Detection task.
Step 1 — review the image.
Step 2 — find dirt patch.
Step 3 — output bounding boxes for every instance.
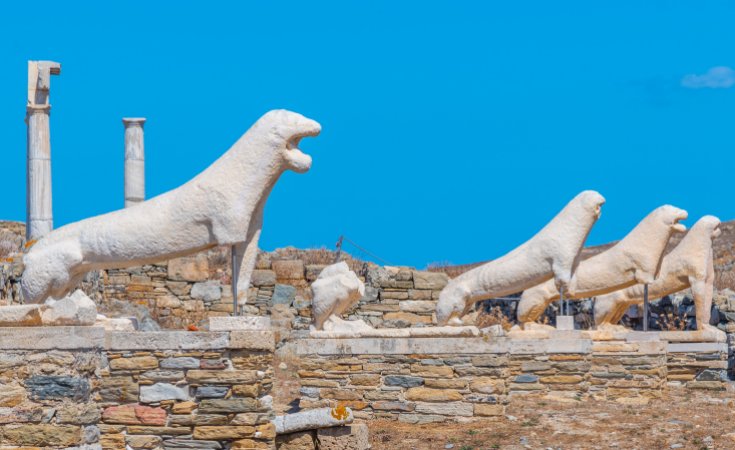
[368,390,735,449]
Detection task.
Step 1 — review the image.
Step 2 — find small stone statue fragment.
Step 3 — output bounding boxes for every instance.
[311,262,369,332]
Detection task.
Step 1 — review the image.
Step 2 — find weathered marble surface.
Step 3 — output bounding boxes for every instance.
[123,117,146,208]
[26,60,61,241]
[517,205,688,325]
[312,262,366,331]
[21,110,321,306]
[436,191,605,325]
[274,407,354,434]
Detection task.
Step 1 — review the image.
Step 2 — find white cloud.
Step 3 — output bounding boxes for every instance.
[681,66,735,89]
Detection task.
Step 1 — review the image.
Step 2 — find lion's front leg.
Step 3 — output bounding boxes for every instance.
[232,205,264,309]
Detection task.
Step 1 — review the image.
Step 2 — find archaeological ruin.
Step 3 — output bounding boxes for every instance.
[1,61,734,450]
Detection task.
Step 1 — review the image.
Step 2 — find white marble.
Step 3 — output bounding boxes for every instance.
[517,205,688,325]
[436,191,605,325]
[26,60,61,240]
[311,262,365,331]
[273,407,354,434]
[595,216,722,337]
[207,315,271,331]
[123,118,146,208]
[21,110,320,304]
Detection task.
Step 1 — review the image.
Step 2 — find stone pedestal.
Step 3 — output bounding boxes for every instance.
[556,315,575,330]
[26,60,61,240]
[123,118,146,207]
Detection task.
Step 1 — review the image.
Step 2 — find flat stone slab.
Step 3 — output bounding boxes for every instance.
[667,342,728,353]
[105,331,230,350]
[0,326,104,350]
[309,326,480,339]
[296,337,591,355]
[208,315,271,331]
[0,305,42,326]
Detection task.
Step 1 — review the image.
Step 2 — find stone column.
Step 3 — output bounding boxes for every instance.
[26,61,61,241]
[122,118,146,207]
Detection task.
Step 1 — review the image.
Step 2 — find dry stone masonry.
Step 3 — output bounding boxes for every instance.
[294,335,728,423]
[0,327,276,449]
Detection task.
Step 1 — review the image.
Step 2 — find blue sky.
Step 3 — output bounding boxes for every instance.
[1,2,733,268]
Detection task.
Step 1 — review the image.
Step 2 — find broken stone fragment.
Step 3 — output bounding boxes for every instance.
[273,406,354,434]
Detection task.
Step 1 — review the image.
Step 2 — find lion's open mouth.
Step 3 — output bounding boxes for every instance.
[285,124,321,173]
[672,211,688,233]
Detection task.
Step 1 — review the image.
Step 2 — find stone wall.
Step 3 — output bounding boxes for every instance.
[0,247,452,332]
[0,327,276,449]
[294,335,727,423]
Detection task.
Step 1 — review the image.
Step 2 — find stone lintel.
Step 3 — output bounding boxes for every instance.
[105,331,230,350]
[667,342,728,354]
[296,337,591,356]
[0,326,104,350]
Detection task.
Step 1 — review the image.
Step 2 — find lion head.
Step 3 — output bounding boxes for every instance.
[257,109,321,174]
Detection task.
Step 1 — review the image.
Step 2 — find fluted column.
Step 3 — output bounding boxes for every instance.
[123,118,146,208]
[26,61,61,241]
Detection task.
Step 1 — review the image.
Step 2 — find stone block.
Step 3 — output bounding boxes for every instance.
[26,376,90,401]
[193,425,256,440]
[277,430,316,450]
[197,386,230,398]
[229,330,276,351]
[273,260,305,280]
[399,300,436,313]
[56,402,101,425]
[1,424,81,447]
[126,434,163,449]
[414,401,473,416]
[110,356,159,371]
[251,269,277,286]
[140,383,191,403]
[198,398,260,413]
[102,404,167,425]
[0,304,42,326]
[191,280,222,301]
[0,382,26,407]
[383,375,424,388]
[317,423,370,450]
[208,316,271,331]
[168,253,209,282]
[160,357,201,369]
[405,387,462,402]
[100,376,139,403]
[0,326,104,350]
[105,331,229,350]
[187,370,260,384]
[412,271,449,290]
[383,312,431,325]
[272,284,297,306]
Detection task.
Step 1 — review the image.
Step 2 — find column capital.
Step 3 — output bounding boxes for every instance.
[122,117,146,127]
[26,104,51,113]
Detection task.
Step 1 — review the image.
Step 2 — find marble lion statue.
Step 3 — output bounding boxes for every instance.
[21,110,321,304]
[436,190,606,326]
[516,205,688,327]
[594,215,721,334]
[311,262,368,332]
